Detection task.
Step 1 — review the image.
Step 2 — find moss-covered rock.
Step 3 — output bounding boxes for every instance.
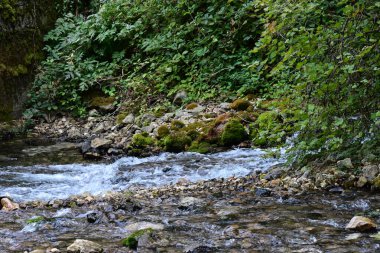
[122,228,153,249]
[185,102,198,110]
[116,112,128,125]
[230,99,251,111]
[171,120,185,130]
[90,96,115,111]
[221,119,248,146]
[189,141,211,154]
[131,132,154,148]
[164,132,192,152]
[157,125,170,139]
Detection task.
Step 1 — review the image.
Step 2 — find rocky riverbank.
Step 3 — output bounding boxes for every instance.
[2,170,380,252]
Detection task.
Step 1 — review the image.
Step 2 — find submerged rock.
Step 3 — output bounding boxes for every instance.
[345,216,377,232]
[67,239,103,253]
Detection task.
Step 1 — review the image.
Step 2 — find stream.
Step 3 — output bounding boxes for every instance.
[0,138,379,252]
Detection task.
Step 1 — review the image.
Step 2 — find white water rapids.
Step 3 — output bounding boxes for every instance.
[0,148,284,202]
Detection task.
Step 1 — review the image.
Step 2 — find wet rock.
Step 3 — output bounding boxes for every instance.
[217,206,240,219]
[90,138,112,149]
[345,233,362,241]
[86,211,103,223]
[362,165,379,181]
[345,216,377,232]
[178,197,203,210]
[67,239,103,253]
[184,245,216,253]
[81,141,91,153]
[337,158,354,169]
[125,221,164,232]
[0,197,19,211]
[255,188,271,197]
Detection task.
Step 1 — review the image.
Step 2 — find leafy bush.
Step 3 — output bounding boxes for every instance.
[252,0,380,162]
[27,0,265,116]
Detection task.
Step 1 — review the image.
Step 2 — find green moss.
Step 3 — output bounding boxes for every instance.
[116,112,128,125]
[164,132,192,152]
[26,216,45,224]
[230,99,251,111]
[221,119,248,146]
[373,176,380,189]
[189,141,211,154]
[157,125,170,139]
[171,120,185,130]
[90,96,115,107]
[185,103,198,110]
[122,228,153,249]
[131,132,154,148]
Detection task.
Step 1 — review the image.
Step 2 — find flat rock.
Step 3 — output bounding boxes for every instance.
[67,239,103,253]
[90,138,112,149]
[125,221,164,232]
[345,216,377,232]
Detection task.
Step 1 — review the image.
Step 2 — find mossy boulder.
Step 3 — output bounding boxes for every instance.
[189,141,211,154]
[121,228,153,249]
[157,125,170,139]
[116,112,128,125]
[185,102,198,110]
[221,119,248,146]
[131,132,154,148]
[164,132,192,152]
[171,120,185,130]
[230,99,251,111]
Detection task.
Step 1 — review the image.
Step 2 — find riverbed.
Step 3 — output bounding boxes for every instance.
[0,138,379,252]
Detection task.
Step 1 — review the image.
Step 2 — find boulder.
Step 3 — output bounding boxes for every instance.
[0,197,19,211]
[122,114,135,124]
[337,158,354,169]
[90,138,112,149]
[345,216,377,232]
[67,239,103,253]
[362,165,379,181]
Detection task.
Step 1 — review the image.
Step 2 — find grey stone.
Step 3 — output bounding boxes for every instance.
[122,114,135,124]
[90,138,112,149]
[337,158,354,169]
[362,165,379,181]
[67,239,103,253]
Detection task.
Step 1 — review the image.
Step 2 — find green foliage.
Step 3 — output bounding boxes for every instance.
[221,119,247,146]
[164,133,192,152]
[27,0,265,116]
[252,0,380,162]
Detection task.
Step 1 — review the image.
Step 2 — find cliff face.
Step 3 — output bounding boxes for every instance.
[0,0,58,121]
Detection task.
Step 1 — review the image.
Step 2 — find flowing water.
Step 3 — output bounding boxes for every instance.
[0,138,379,252]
